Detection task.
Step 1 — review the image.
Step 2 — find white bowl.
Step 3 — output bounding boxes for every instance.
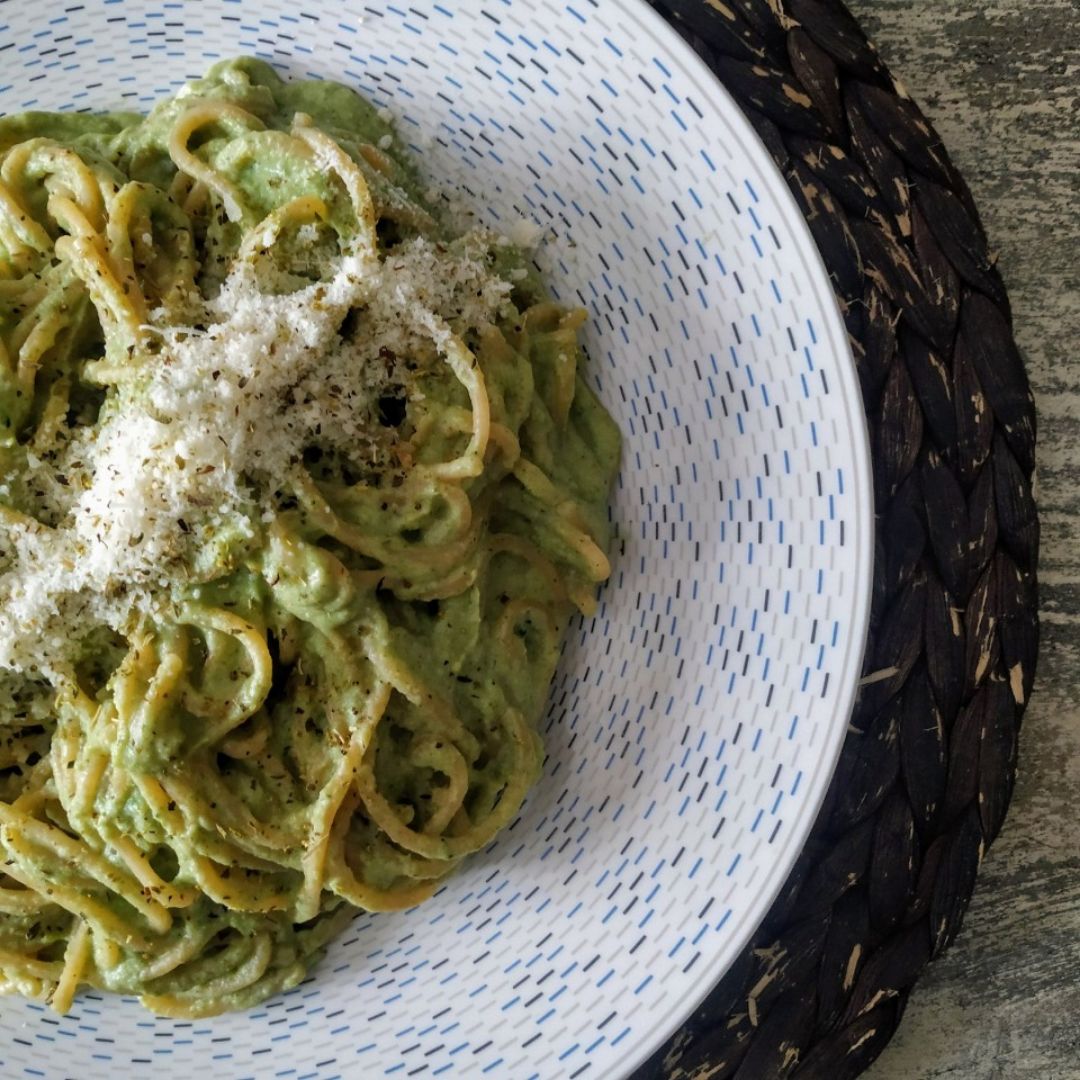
[0,2,873,1077]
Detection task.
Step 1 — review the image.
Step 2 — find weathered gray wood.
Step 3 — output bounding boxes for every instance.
[844,1,1080,1077]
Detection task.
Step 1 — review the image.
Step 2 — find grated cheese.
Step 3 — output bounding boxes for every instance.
[506,216,544,250]
[0,230,513,676]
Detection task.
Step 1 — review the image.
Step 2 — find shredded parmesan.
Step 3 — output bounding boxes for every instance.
[0,231,512,676]
[506,216,544,250]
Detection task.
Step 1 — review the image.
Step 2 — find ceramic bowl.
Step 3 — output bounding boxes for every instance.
[0,2,872,1076]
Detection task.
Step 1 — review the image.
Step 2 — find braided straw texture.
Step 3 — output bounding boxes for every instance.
[641,2,1040,1077]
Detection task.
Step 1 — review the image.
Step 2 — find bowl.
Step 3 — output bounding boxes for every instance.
[0,1,873,1076]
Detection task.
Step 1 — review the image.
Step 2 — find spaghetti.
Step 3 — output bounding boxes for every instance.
[0,58,620,1017]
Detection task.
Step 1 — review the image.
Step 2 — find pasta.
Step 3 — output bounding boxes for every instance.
[0,58,620,1016]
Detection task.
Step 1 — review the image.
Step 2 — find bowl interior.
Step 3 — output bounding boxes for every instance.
[0,2,872,1077]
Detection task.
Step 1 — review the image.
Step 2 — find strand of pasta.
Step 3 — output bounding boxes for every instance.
[167,101,266,222]
[0,179,53,256]
[295,670,391,922]
[291,119,377,260]
[54,231,148,363]
[50,919,90,1014]
[176,605,273,748]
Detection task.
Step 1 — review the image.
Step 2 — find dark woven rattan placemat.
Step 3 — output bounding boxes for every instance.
[637,2,1040,1077]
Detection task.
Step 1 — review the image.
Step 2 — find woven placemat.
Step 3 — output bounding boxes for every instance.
[637,2,1040,1077]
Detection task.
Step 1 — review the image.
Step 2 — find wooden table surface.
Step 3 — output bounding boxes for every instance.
[835,2,1080,1078]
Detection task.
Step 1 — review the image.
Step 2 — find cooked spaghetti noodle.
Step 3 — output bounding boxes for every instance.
[0,58,619,1017]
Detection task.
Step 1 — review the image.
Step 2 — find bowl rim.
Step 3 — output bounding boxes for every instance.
[609,2,874,1075]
